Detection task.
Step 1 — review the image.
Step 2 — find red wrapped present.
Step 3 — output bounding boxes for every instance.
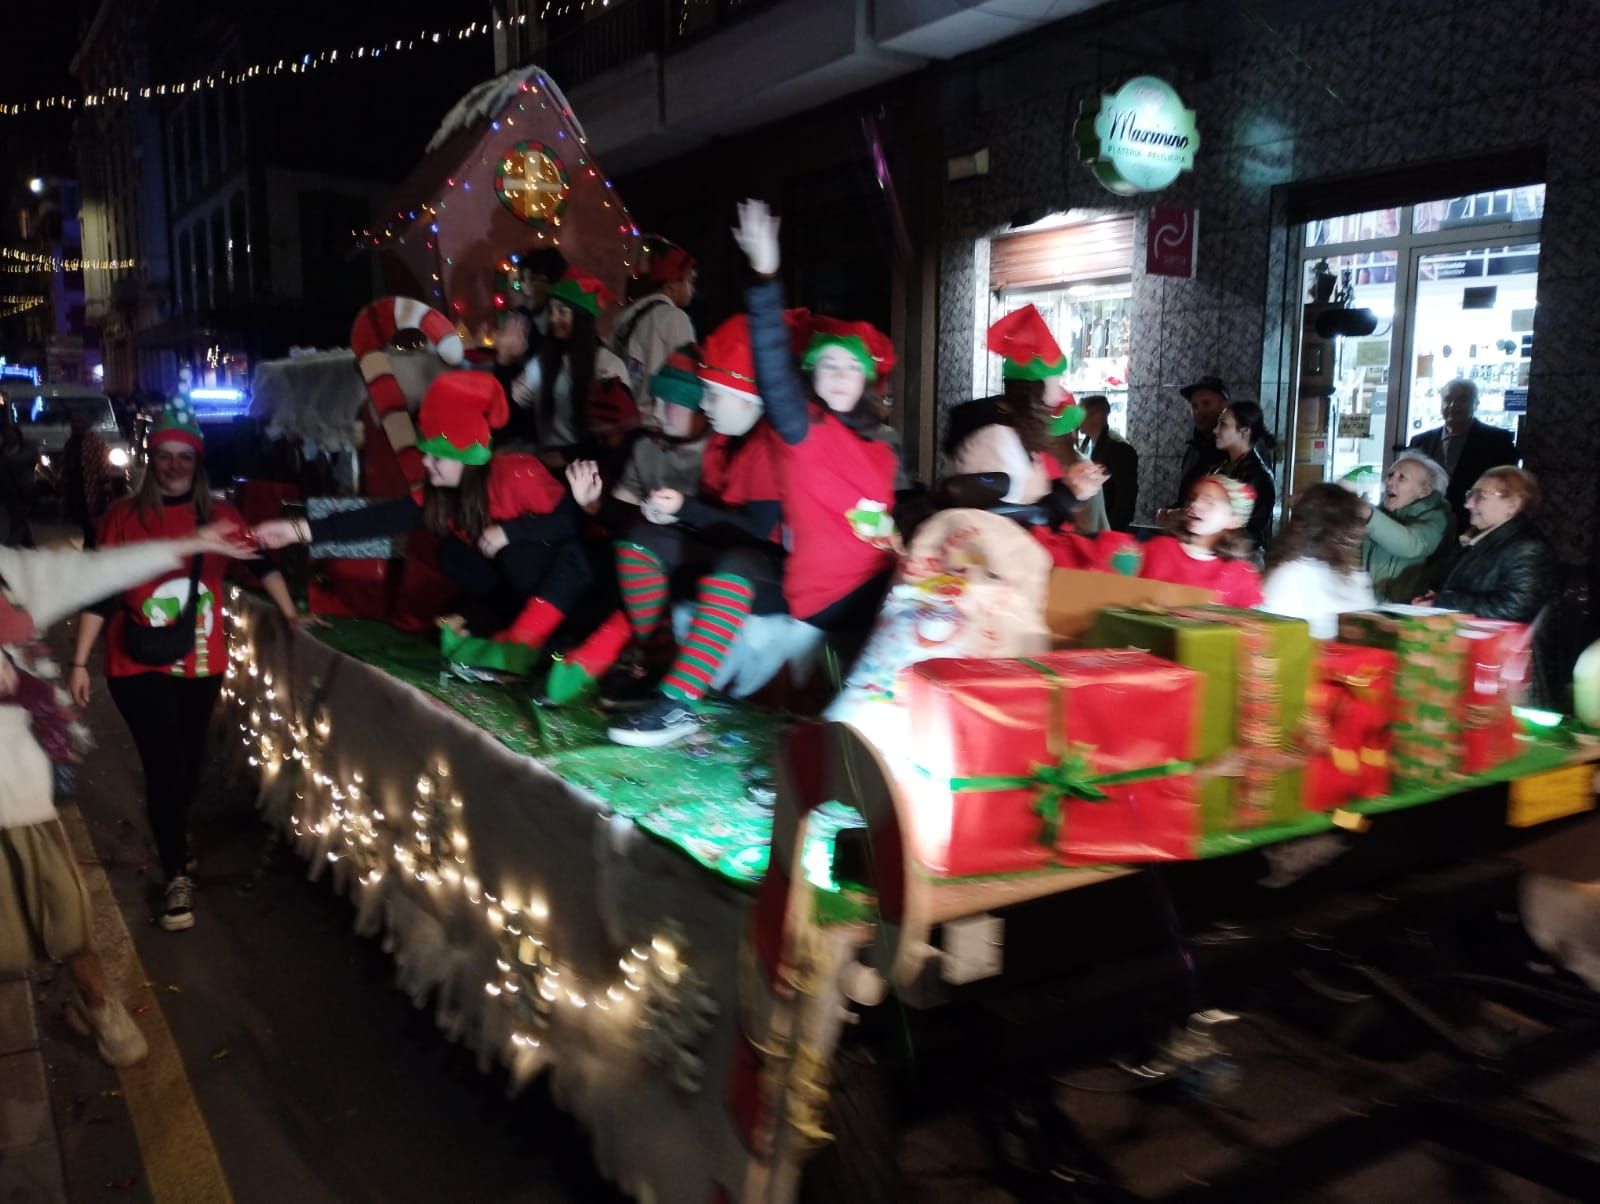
[308,530,459,633]
[1459,619,1532,773]
[904,650,1200,874]
[1303,642,1396,811]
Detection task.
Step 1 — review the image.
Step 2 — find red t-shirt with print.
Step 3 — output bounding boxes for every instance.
[1136,534,1263,607]
[97,496,250,679]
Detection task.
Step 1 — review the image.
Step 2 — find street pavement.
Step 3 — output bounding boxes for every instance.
[3,610,628,1203]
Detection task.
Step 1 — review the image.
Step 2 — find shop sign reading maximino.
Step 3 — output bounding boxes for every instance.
[1075,76,1199,196]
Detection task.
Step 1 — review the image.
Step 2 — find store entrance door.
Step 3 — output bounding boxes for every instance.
[1390,239,1538,455]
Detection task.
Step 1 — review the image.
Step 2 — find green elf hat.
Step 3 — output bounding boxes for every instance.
[548,267,617,321]
[1048,389,1087,436]
[801,316,896,382]
[416,371,510,465]
[987,304,1068,381]
[649,343,704,411]
[150,398,204,452]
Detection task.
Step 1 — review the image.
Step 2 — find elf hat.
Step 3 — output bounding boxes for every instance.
[697,316,761,398]
[801,316,896,382]
[650,343,704,411]
[417,371,510,466]
[646,243,696,286]
[1196,474,1256,524]
[149,399,204,452]
[587,376,639,432]
[1047,390,1086,437]
[987,304,1067,381]
[548,268,617,320]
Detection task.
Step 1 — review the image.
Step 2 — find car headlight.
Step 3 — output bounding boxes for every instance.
[108,447,130,468]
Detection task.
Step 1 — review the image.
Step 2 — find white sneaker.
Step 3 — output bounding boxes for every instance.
[161,875,196,931]
[67,992,149,1068]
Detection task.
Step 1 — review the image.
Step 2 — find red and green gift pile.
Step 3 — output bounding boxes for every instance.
[1086,606,1313,847]
[1303,642,1397,810]
[905,650,1201,875]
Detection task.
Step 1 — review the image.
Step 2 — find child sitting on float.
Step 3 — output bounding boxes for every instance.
[1046,474,1264,608]
[944,302,1109,527]
[541,323,789,723]
[254,372,591,668]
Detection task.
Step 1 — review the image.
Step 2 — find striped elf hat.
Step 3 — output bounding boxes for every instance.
[149,399,204,452]
[1198,474,1257,524]
[987,304,1067,381]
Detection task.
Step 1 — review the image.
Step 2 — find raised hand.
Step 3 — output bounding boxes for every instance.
[190,521,264,559]
[1062,461,1108,501]
[497,312,531,363]
[733,199,781,276]
[565,459,604,512]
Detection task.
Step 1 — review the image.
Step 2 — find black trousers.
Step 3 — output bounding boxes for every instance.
[625,523,788,616]
[107,672,225,881]
[436,535,593,636]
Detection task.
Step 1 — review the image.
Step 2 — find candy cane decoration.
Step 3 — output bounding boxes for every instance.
[350,297,465,488]
[733,720,924,1198]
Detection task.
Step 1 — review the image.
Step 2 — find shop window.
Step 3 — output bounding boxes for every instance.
[1287,185,1541,501]
[979,214,1135,433]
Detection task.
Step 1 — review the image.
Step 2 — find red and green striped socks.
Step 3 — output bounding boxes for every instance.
[617,542,670,640]
[661,574,755,703]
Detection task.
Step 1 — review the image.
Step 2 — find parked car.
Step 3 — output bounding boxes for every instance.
[0,384,135,498]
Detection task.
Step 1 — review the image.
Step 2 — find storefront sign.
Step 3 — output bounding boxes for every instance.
[1146,205,1198,278]
[1075,76,1199,196]
[1336,412,1373,439]
[1503,387,1528,413]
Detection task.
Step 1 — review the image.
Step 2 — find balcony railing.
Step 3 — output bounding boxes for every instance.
[542,0,784,91]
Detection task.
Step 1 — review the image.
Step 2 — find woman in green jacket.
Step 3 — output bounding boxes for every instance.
[1360,452,1455,602]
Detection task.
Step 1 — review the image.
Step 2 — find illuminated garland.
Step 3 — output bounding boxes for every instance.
[0,298,44,318]
[0,3,629,119]
[0,247,136,272]
[221,595,714,1081]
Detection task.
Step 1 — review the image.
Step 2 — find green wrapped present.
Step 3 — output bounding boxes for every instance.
[437,624,539,677]
[1086,606,1312,837]
[1336,608,1464,788]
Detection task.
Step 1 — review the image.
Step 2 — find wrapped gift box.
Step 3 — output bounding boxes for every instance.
[1459,619,1532,774]
[1086,606,1312,836]
[904,651,1199,874]
[1304,642,1397,811]
[1337,608,1465,788]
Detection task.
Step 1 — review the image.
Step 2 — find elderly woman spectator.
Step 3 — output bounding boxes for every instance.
[1261,482,1376,637]
[1360,452,1455,602]
[1425,466,1557,623]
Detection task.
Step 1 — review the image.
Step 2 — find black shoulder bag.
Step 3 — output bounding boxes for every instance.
[123,555,205,667]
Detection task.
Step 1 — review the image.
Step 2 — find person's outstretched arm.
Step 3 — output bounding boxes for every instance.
[734,200,809,447]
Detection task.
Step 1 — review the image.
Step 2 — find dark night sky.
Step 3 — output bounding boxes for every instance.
[1,0,92,180]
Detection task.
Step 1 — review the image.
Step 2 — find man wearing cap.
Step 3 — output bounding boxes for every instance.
[1174,375,1230,507]
[611,241,697,414]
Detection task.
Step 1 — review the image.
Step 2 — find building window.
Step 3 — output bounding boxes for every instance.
[978,213,1136,432]
[1288,185,1543,499]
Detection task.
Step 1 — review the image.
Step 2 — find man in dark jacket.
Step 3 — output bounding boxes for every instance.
[1172,375,1228,508]
[1077,393,1138,530]
[1409,378,1518,528]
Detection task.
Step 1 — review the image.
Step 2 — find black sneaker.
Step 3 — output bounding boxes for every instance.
[607,695,699,748]
[597,647,665,711]
[160,875,196,931]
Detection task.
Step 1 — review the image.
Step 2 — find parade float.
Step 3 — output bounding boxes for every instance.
[221,65,1600,1204]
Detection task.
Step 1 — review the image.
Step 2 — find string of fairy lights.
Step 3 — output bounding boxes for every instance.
[0,247,136,273]
[0,2,702,119]
[0,297,44,318]
[220,593,716,1087]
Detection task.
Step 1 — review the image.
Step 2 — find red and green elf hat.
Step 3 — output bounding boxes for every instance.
[697,316,761,397]
[417,371,510,465]
[801,316,896,382]
[1197,474,1257,524]
[149,398,204,452]
[548,267,617,320]
[651,343,704,411]
[987,304,1068,381]
[646,242,696,286]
